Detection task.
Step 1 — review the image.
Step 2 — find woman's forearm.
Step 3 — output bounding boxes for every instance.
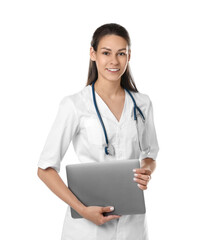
[37,167,86,215]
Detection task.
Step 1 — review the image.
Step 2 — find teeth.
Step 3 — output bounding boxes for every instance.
[107,68,119,72]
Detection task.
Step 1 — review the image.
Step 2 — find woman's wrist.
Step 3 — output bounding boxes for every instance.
[74,203,87,216]
[141,158,156,174]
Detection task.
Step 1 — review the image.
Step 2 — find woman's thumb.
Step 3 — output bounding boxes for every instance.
[102,206,115,213]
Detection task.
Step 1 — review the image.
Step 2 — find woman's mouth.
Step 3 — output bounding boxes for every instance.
[106,68,120,73]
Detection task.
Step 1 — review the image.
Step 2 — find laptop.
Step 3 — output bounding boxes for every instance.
[66,159,146,218]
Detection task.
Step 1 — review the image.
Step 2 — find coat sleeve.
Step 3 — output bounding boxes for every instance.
[139,99,159,161]
[37,96,79,173]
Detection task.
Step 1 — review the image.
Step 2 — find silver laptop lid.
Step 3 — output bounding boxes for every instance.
[66,159,146,218]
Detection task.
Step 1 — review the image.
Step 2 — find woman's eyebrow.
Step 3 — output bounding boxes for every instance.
[100,47,127,51]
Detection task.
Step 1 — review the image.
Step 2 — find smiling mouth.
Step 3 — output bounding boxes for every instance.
[106,68,120,73]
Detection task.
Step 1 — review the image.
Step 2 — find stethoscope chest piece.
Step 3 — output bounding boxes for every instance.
[105,144,115,156]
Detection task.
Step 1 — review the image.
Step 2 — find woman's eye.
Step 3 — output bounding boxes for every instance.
[102,52,126,56]
[102,52,110,55]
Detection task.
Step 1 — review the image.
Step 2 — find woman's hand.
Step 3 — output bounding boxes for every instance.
[80,206,121,226]
[133,168,152,190]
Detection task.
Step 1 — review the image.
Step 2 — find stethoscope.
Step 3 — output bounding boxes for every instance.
[92,80,145,156]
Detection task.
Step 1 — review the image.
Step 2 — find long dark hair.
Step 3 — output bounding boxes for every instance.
[86,23,138,92]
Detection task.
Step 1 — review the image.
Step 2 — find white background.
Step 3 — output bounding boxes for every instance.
[0,0,215,239]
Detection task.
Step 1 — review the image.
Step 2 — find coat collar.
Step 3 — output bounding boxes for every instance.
[84,84,134,125]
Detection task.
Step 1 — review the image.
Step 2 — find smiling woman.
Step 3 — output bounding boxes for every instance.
[87,23,138,92]
[37,23,159,240]
[90,34,131,86]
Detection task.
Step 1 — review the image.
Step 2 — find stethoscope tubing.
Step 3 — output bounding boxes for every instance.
[92,81,109,146]
[124,88,145,121]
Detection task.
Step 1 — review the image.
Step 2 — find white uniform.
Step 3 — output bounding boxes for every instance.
[38,84,159,240]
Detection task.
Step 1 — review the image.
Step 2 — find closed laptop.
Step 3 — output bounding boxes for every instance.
[66,159,146,218]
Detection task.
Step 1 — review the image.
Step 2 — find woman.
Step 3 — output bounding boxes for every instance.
[37,23,159,240]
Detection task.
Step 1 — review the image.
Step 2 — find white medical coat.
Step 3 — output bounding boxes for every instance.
[38,84,159,240]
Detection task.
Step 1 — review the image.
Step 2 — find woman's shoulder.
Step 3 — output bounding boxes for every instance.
[131,90,151,106]
[58,85,91,109]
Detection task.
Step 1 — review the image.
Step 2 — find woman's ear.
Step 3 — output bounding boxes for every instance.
[90,47,96,61]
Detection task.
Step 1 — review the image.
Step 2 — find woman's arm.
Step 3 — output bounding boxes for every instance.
[37,167,121,225]
[37,167,85,214]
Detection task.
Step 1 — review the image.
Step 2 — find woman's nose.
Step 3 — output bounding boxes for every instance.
[110,55,119,65]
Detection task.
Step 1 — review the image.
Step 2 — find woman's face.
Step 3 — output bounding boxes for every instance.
[90,34,131,83]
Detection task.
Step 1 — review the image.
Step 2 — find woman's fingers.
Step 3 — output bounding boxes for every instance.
[101,206,115,213]
[83,206,121,226]
[133,177,148,186]
[103,214,121,223]
[134,173,150,181]
[133,168,152,176]
[101,206,121,224]
[133,168,152,190]
[137,184,148,190]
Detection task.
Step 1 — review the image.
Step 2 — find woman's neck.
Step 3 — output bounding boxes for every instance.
[94,79,124,99]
